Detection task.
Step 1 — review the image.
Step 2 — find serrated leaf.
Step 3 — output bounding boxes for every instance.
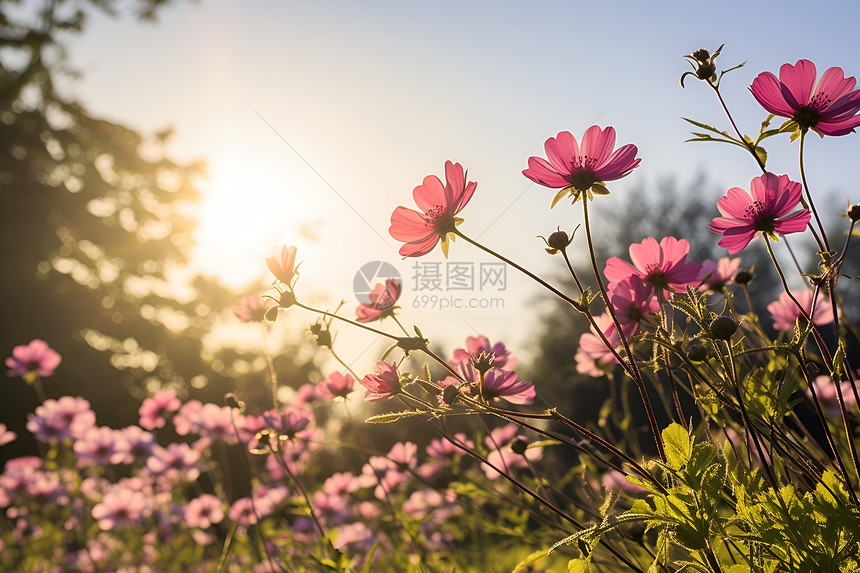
[662,423,692,470]
[365,410,425,424]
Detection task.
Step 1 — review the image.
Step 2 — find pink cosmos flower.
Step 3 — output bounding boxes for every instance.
[575,313,622,378]
[699,256,742,292]
[480,369,535,405]
[389,161,477,258]
[708,173,811,255]
[138,388,182,430]
[355,279,402,323]
[608,276,659,337]
[360,361,401,401]
[808,375,858,416]
[605,236,702,295]
[5,339,61,380]
[233,295,276,323]
[184,494,225,529]
[602,469,647,494]
[26,396,95,442]
[266,244,299,285]
[523,126,641,204]
[482,424,542,480]
[73,426,131,467]
[767,289,834,331]
[451,335,517,370]
[262,406,311,438]
[92,486,149,530]
[0,424,16,446]
[317,371,355,400]
[750,59,860,136]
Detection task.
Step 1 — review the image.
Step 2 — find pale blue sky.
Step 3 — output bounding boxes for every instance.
[61,0,860,368]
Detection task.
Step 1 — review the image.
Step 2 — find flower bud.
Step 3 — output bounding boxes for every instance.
[848,202,860,222]
[539,227,575,254]
[224,393,242,409]
[686,340,708,362]
[511,437,528,456]
[734,270,753,285]
[278,290,297,309]
[710,316,737,340]
[442,384,460,406]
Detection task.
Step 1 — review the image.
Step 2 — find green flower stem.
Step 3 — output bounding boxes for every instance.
[560,249,587,296]
[436,424,647,573]
[294,301,401,341]
[391,314,411,337]
[328,346,360,381]
[259,324,279,409]
[722,338,778,489]
[710,82,766,173]
[798,131,830,253]
[581,196,667,464]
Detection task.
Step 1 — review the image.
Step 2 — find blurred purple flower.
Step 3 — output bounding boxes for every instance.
[5,339,61,381]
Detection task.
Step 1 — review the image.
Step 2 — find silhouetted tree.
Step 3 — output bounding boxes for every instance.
[0,0,318,460]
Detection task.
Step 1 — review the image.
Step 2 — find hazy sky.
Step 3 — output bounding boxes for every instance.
[61,0,860,370]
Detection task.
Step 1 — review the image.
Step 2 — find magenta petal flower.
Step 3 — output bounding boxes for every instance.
[699,256,742,292]
[767,289,834,331]
[523,126,641,204]
[750,59,860,136]
[389,161,477,258]
[360,361,401,401]
[608,276,659,337]
[233,295,276,323]
[605,236,702,295]
[5,339,61,381]
[709,173,811,255]
[480,370,535,405]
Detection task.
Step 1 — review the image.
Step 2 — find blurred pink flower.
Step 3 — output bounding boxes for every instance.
[184,494,225,529]
[356,279,402,323]
[389,161,476,258]
[575,313,622,378]
[5,339,61,381]
[480,369,535,405]
[699,256,742,292]
[767,289,834,331]
[482,424,542,480]
[333,522,375,552]
[139,388,181,430]
[317,371,355,400]
[360,361,401,401]
[26,396,95,442]
[605,236,702,296]
[426,433,473,461]
[73,426,131,467]
[750,59,860,136]
[233,295,276,323]
[92,486,149,530]
[263,406,311,438]
[266,244,298,285]
[523,126,640,202]
[602,469,646,494]
[709,173,810,254]
[0,424,16,446]
[146,442,201,482]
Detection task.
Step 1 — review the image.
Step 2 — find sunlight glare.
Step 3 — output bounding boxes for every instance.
[190,145,320,289]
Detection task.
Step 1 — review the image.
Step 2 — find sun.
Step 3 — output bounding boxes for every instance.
[189,144,320,289]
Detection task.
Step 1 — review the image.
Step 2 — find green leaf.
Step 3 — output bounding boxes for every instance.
[568,557,592,573]
[365,410,425,424]
[754,145,767,167]
[513,549,549,572]
[662,423,692,470]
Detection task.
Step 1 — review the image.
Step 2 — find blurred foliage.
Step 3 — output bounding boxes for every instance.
[0,0,318,459]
